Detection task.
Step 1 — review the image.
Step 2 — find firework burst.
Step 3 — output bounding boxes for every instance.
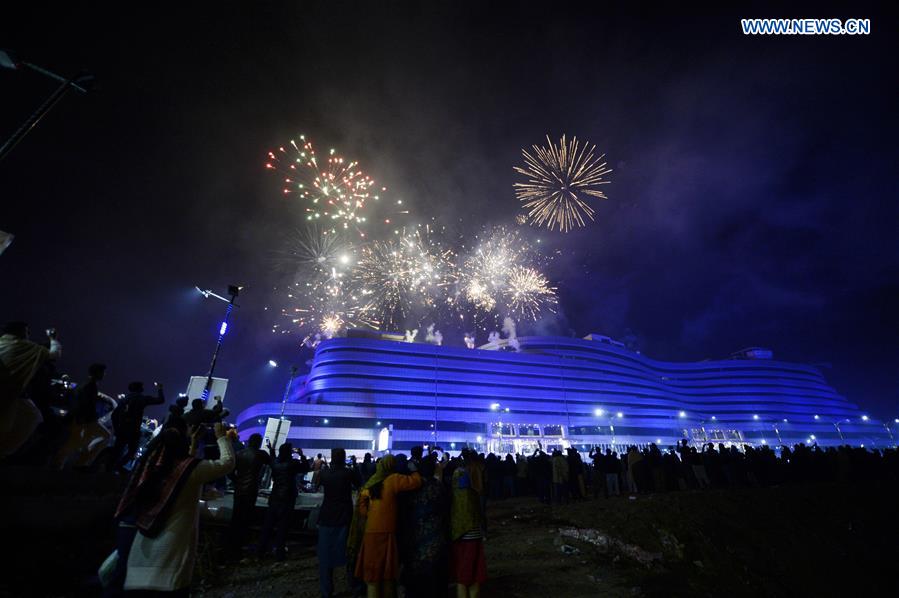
[352,226,458,330]
[271,225,374,339]
[455,225,559,327]
[319,313,345,338]
[460,226,529,314]
[266,135,385,237]
[274,225,353,277]
[513,134,612,232]
[275,275,372,339]
[505,265,558,320]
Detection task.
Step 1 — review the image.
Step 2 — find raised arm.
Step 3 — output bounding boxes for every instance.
[147,383,165,406]
[193,423,236,483]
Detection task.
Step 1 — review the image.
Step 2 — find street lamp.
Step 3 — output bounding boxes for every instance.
[488,403,511,453]
[771,422,783,446]
[272,365,298,450]
[882,423,895,446]
[197,284,242,401]
[833,418,850,442]
[0,49,95,161]
[670,411,688,445]
[755,416,783,446]
[593,409,619,447]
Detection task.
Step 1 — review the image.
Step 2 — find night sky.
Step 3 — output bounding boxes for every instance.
[2,3,897,421]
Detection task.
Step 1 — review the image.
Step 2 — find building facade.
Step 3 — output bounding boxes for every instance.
[236,334,893,455]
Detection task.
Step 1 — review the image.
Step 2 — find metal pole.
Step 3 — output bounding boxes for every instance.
[556,344,571,435]
[433,347,439,447]
[0,77,74,161]
[273,365,298,449]
[201,290,238,401]
[834,422,845,442]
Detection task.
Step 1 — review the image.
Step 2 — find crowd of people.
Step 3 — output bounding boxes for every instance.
[4,319,899,597]
[504,441,899,503]
[0,322,232,472]
[210,436,899,598]
[226,437,487,598]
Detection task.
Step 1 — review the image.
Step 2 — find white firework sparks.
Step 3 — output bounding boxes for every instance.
[514,134,612,232]
[505,265,558,320]
[352,226,458,330]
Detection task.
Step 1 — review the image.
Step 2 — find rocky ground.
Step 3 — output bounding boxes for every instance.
[3,469,897,597]
[193,481,899,597]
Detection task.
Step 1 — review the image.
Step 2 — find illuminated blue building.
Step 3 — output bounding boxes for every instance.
[236,333,892,455]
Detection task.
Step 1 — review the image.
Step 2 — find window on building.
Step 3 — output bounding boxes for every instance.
[543,424,564,436]
[518,424,540,437]
[490,423,513,436]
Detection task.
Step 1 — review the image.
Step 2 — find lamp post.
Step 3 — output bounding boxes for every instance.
[756,417,783,446]
[883,422,896,447]
[832,418,850,443]
[697,419,711,445]
[488,402,511,453]
[273,365,298,450]
[771,422,783,446]
[675,410,688,445]
[196,284,242,401]
[611,412,623,449]
[0,50,95,161]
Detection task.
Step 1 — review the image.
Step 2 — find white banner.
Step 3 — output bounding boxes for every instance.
[184,376,228,409]
[264,417,291,450]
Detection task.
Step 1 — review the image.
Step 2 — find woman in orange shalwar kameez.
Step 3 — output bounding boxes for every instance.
[354,454,422,598]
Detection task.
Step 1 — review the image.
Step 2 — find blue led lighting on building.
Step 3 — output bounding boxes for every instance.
[236,334,891,455]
